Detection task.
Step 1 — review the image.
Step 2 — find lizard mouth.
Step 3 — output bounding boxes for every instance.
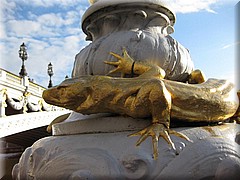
[42,87,62,106]
[42,86,72,107]
[42,84,88,111]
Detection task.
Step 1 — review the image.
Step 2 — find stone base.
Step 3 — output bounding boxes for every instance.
[12,115,240,179]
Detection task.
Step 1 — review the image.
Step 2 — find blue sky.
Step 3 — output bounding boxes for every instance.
[0,0,239,88]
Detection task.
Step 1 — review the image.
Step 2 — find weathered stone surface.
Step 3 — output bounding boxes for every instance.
[12,115,240,179]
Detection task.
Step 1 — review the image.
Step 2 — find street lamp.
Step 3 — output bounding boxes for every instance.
[47,62,54,88]
[18,43,28,77]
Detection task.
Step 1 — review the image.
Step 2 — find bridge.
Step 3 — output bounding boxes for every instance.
[0,68,70,179]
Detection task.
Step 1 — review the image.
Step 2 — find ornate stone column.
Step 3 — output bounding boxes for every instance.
[0,89,7,117]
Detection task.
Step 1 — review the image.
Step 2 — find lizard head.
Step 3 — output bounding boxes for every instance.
[42,77,91,110]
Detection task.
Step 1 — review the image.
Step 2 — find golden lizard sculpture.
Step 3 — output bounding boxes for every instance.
[43,49,239,159]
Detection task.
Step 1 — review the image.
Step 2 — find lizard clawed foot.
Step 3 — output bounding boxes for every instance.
[129,123,191,159]
[104,48,134,77]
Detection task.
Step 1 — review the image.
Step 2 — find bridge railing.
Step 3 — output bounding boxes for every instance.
[0,110,70,138]
[0,68,65,117]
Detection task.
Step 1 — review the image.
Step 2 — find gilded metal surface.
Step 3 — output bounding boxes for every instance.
[233,90,240,123]
[43,49,239,159]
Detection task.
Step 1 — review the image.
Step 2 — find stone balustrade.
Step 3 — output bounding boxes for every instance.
[0,68,64,117]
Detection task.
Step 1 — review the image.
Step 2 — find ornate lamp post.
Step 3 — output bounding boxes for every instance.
[47,62,54,88]
[18,43,28,77]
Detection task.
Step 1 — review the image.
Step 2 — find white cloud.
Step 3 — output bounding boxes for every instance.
[37,12,77,27]
[169,0,218,13]
[0,0,16,38]
[164,0,238,14]
[0,24,6,39]
[18,0,89,8]
[5,10,82,39]
[0,0,16,22]
[221,42,240,50]
[0,0,89,87]
[7,20,41,37]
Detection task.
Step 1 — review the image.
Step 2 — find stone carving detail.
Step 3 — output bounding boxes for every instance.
[73,1,194,82]
[12,117,240,179]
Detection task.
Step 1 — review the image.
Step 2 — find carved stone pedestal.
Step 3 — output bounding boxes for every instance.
[12,115,240,179]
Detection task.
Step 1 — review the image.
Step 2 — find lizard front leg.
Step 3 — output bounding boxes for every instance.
[104,48,165,79]
[130,123,190,159]
[128,80,190,159]
[105,49,190,159]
